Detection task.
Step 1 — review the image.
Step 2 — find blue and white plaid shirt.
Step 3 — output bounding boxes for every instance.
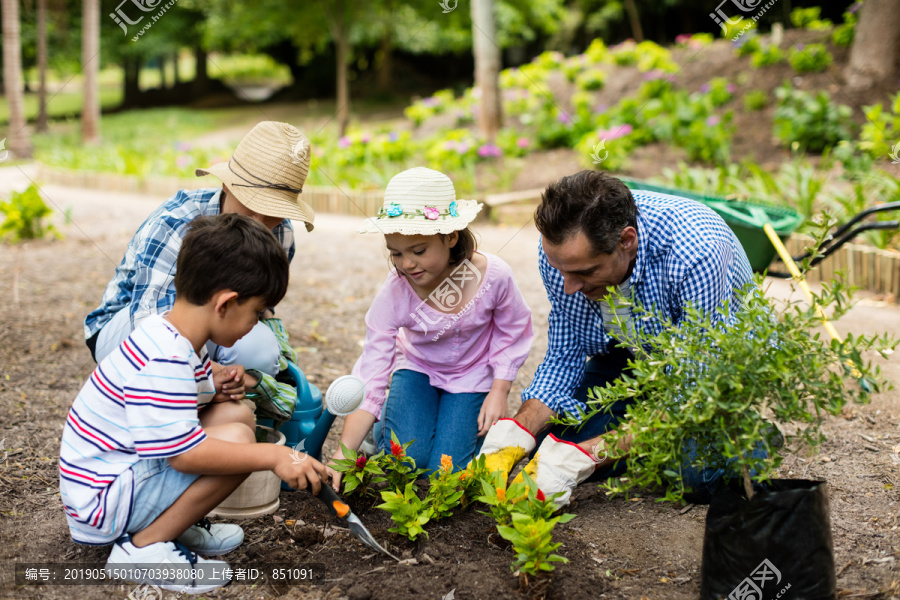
[521,189,753,418]
[84,188,295,340]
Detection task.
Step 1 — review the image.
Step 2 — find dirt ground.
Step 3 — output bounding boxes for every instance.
[0,167,899,600]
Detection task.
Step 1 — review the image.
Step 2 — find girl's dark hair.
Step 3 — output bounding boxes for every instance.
[447,228,477,266]
[176,214,289,307]
[534,170,637,254]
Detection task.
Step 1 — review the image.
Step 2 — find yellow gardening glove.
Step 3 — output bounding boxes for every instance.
[475,418,536,483]
[512,434,600,507]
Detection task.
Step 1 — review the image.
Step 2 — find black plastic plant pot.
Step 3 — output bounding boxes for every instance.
[700,479,836,600]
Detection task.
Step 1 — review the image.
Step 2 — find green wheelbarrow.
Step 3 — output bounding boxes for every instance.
[619,178,900,278]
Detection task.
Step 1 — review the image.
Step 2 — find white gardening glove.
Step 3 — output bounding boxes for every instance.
[474,418,536,483]
[513,434,600,507]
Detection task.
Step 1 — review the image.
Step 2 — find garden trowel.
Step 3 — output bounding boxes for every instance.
[316,484,399,561]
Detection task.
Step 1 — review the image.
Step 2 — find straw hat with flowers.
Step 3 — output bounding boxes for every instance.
[196,121,316,232]
[358,167,482,235]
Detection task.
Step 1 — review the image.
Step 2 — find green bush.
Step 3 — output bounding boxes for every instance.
[566,271,893,503]
[789,43,833,73]
[789,6,833,30]
[0,184,58,242]
[750,45,785,68]
[736,36,761,57]
[832,6,859,47]
[860,92,900,157]
[773,85,853,152]
[575,68,606,91]
[743,89,769,111]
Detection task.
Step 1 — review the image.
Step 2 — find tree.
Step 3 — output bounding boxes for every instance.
[472,0,502,142]
[845,0,900,91]
[2,0,32,158]
[35,0,48,132]
[81,0,100,143]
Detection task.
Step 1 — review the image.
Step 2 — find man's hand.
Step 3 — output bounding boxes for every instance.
[212,365,258,403]
[477,387,509,437]
[475,418,537,483]
[273,446,328,494]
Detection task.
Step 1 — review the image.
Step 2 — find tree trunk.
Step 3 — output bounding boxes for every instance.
[623,0,644,43]
[122,56,142,108]
[192,46,210,96]
[81,0,100,143]
[471,0,502,143]
[36,0,49,132]
[331,0,350,137]
[845,0,900,91]
[376,29,393,94]
[158,57,167,89]
[172,52,180,85]
[2,0,32,158]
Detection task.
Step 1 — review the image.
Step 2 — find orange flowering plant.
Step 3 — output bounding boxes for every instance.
[424,455,465,520]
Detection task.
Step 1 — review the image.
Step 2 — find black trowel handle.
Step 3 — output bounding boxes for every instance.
[316,482,351,520]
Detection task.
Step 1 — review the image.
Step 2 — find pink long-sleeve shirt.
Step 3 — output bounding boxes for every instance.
[352,252,534,419]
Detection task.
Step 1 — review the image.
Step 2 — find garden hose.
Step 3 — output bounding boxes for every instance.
[762,223,872,392]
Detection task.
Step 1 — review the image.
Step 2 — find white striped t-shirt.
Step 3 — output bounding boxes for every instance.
[59,314,214,545]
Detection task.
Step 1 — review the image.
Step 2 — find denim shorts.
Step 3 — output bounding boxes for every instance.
[126,458,201,535]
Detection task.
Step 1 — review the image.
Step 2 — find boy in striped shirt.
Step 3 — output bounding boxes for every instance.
[59,214,327,593]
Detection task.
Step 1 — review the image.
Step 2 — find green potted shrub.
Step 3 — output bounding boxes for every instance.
[573,255,894,597]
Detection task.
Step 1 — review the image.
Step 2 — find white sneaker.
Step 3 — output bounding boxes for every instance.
[105,535,231,594]
[177,518,244,556]
[359,427,378,456]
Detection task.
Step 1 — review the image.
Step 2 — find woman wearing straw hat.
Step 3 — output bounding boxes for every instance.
[328,167,534,485]
[84,121,315,401]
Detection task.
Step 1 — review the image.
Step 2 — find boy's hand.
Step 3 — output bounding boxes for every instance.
[273,447,328,494]
[478,389,509,437]
[212,365,258,402]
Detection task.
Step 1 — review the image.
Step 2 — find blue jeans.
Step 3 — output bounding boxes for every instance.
[540,344,765,503]
[378,369,486,475]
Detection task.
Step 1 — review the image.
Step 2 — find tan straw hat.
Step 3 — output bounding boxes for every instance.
[358,167,482,235]
[196,121,316,232]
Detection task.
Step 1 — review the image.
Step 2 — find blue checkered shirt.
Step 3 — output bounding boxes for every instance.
[84,188,295,339]
[521,189,753,419]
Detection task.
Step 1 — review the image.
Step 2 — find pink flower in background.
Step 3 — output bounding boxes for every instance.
[597,124,633,140]
[176,155,191,169]
[516,137,531,149]
[557,112,574,125]
[477,143,502,158]
[445,141,458,151]
[700,83,711,93]
[388,131,399,142]
[595,103,609,113]
[706,115,721,126]
[675,34,691,45]
[643,70,666,80]
[422,97,440,108]
[338,136,351,149]
[424,206,440,220]
[727,83,737,93]
[175,142,192,152]
[360,133,371,144]
[456,142,471,155]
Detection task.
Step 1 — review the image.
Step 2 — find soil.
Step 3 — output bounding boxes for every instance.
[0,168,898,600]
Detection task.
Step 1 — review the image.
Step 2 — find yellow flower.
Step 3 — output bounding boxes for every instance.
[496,487,506,502]
[440,454,453,473]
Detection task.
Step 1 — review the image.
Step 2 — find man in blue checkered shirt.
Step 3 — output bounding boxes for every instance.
[84,122,315,399]
[477,170,758,506]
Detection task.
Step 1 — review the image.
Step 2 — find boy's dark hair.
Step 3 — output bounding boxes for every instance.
[534,170,637,255]
[176,214,289,307]
[446,227,477,267]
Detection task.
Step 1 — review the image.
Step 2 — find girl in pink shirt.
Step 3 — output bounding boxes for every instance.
[330,167,533,483]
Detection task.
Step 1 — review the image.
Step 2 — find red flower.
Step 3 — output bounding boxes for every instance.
[390,440,404,457]
[536,489,546,502]
[355,455,367,469]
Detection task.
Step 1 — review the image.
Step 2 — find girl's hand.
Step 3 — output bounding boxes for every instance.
[327,447,346,491]
[478,389,509,437]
